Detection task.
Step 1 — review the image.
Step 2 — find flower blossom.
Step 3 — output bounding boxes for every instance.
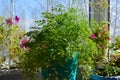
[19,39,28,48]
[15,16,20,23]
[6,18,13,25]
[90,33,96,39]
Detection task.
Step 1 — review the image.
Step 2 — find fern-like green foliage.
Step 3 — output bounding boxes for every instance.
[22,5,99,79]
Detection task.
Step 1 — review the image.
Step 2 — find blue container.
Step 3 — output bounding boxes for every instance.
[42,53,78,80]
[90,74,120,80]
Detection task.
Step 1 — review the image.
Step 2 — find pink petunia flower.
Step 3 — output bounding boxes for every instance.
[15,16,20,23]
[19,44,24,48]
[19,39,28,48]
[90,33,96,39]
[6,18,13,25]
[22,39,27,44]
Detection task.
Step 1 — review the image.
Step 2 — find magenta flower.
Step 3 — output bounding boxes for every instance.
[19,44,24,48]
[22,39,27,44]
[15,16,20,23]
[6,18,13,25]
[19,39,28,48]
[90,33,96,39]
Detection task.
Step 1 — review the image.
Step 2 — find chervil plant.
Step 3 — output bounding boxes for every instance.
[20,5,98,80]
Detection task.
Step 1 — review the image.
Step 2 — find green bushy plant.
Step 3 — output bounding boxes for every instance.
[93,60,120,76]
[20,5,98,80]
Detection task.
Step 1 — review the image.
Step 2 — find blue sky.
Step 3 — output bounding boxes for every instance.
[0,0,119,35]
[0,0,43,17]
[0,0,70,31]
[0,0,47,30]
[0,0,70,18]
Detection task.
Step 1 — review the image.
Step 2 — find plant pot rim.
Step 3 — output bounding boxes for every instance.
[91,74,120,78]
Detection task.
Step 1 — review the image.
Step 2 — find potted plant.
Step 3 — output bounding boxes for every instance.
[90,61,120,80]
[89,21,120,80]
[111,36,120,51]
[110,36,120,61]
[89,21,110,59]
[20,4,98,80]
[0,16,25,68]
[0,16,25,80]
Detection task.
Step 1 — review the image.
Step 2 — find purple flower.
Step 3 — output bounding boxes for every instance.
[15,16,20,23]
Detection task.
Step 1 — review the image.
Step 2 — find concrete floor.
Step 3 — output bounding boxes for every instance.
[0,69,42,80]
[0,68,81,80]
[0,69,24,80]
[0,73,24,80]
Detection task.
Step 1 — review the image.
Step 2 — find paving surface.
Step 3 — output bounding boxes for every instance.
[0,68,81,80]
[0,69,24,80]
[0,73,24,80]
[0,69,42,80]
